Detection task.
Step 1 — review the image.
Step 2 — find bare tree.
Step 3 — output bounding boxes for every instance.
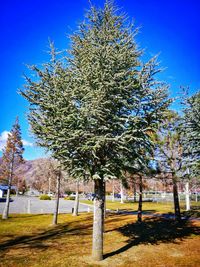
[0,117,24,219]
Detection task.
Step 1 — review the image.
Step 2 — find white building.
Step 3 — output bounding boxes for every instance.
[0,189,3,198]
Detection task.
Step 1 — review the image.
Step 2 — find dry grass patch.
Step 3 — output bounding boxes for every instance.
[82,200,200,215]
[0,210,200,267]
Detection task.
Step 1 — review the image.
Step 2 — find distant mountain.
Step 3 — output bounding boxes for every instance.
[15,158,50,186]
[0,157,93,193]
[1,157,180,194]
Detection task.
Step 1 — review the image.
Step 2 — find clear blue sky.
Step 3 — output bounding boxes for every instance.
[0,0,199,160]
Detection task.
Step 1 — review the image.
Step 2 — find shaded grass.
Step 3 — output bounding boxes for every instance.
[104,217,200,258]
[0,204,200,267]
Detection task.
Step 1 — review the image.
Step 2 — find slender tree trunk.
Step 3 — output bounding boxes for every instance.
[185,181,190,211]
[195,186,198,202]
[103,181,106,220]
[92,178,105,261]
[120,182,124,203]
[2,186,11,219]
[16,179,19,196]
[112,180,115,202]
[137,174,142,223]
[27,199,31,214]
[53,172,61,225]
[133,180,137,202]
[73,180,79,216]
[48,176,51,195]
[2,161,14,220]
[172,177,181,221]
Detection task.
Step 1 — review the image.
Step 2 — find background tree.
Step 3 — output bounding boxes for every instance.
[21,1,170,261]
[0,117,24,219]
[29,158,56,193]
[73,179,80,216]
[182,91,200,177]
[52,163,62,225]
[181,91,200,208]
[155,111,186,221]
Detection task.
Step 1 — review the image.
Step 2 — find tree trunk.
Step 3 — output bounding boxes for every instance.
[112,180,115,202]
[137,174,142,222]
[16,179,19,196]
[120,182,124,203]
[185,181,190,211]
[92,178,104,261]
[2,161,14,220]
[48,176,51,195]
[195,186,198,202]
[27,199,31,214]
[172,177,181,221]
[73,180,79,216]
[2,186,11,219]
[103,181,106,220]
[53,172,61,225]
[133,180,137,202]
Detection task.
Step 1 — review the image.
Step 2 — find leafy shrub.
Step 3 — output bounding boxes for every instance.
[65,190,72,195]
[40,194,51,200]
[64,196,75,200]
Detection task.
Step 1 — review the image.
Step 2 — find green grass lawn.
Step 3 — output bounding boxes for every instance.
[0,202,200,267]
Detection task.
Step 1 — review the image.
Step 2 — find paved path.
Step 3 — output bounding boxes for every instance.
[0,196,93,214]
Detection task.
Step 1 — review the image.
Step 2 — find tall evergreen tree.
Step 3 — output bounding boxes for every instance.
[182,91,200,176]
[21,1,170,261]
[0,117,24,219]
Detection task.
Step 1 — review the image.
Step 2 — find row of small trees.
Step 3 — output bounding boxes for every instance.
[1,1,199,261]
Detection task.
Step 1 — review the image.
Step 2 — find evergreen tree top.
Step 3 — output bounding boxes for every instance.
[21,1,170,180]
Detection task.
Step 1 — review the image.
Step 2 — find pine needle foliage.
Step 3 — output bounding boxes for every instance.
[182,91,200,176]
[21,1,171,261]
[21,1,170,181]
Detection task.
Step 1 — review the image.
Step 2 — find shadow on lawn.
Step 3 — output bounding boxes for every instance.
[104,216,200,259]
[113,209,156,215]
[0,216,93,252]
[182,207,200,219]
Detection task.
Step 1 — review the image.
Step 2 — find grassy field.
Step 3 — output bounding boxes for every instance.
[82,199,200,216]
[0,202,200,267]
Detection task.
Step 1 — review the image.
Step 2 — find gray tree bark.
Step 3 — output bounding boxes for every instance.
[112,180,115,202]
[172,177,181,221]
[195,187,198,202]
[92,178,105,261]
[103,181,106,220]
[133,180,137,202]
[53,172,61,225]
[73,180,79,216]
[120,182,124,203]
[185,181,190,211]
[2,187,11,220]
[137,174,143,222]
[2,160,14,220]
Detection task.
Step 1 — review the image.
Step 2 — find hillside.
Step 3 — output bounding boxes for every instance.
[0,157,93,193]
[1,157,194,195]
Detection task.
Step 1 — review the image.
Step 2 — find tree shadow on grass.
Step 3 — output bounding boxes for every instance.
[104,216,200,259]
[113,209,156,215]
[0,215,93,252]
[182,207,200,219]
